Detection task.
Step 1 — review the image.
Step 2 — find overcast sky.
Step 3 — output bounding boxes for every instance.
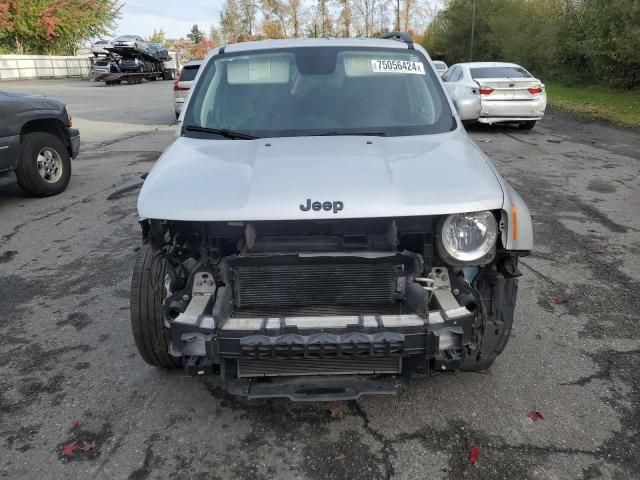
[114,0,223,39]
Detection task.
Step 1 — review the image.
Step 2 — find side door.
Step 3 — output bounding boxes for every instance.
[136,36,148,52]
[442,65,460,99]
[0,97,20,172]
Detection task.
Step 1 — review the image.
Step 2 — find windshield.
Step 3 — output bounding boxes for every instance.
[183,47,454,138]
[470,66,532,79]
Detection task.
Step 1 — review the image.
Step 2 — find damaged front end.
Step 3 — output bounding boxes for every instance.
[134,215,522,401]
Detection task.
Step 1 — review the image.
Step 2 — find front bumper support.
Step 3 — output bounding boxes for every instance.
[225,375,399,401]
[168,269,476,397]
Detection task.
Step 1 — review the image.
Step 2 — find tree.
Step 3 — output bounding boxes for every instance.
[240,0,258,37]
[315,0,334,37]
[209,25,222,45]
[421,0,639,88]
[261,0,289,38]
[286,0,303,38]
[260,18,286,39]
[146,28,167,45]
[220,0,244,41]
[189,39,217,60]
[336,0,352,37]
[353,0,378,37]
[0,0,121,55]
[187,24,205,43]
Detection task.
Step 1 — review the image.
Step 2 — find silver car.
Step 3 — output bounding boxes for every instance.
[130,36,532,401]
[112,35,148,54]
[443,62,546,129]
[433,60,448,76]
[90,39,112,56]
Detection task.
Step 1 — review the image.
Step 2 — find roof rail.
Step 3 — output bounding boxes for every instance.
[379,31,413,46]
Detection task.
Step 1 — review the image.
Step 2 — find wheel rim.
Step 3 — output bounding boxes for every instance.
[36,148,63,183]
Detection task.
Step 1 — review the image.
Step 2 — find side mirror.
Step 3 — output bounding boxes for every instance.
[453,95,481,121]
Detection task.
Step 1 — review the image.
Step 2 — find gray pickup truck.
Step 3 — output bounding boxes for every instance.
[0,91,80,196]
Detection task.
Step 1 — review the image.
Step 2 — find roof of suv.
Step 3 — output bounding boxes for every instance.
[222,37,411,54]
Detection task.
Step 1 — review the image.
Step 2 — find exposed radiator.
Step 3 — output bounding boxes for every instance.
[237,356,401,377]
[233,303,404,318]
[231,258,404,309]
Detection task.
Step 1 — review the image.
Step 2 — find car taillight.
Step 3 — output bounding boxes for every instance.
[528,86,543,94]
[173,78,189,91]
[479,87,494,95]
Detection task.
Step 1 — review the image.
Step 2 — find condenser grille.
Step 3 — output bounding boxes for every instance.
[237,356,401,377]
[232,261,401,308]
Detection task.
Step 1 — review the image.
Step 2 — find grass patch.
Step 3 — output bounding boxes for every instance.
[546,84,640,129]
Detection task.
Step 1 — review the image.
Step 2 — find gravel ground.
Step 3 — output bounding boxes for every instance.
[0,79,639,480]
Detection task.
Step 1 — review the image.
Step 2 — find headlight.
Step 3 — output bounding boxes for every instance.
[438,211,498,264]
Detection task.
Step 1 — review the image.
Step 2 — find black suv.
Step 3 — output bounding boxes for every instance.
[0,91,80,196]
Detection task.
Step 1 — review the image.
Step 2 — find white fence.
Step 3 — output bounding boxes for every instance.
[0,55,92,81]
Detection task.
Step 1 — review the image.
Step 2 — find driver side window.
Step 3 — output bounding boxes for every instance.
[451,67,462,82]
[443,66,458,82]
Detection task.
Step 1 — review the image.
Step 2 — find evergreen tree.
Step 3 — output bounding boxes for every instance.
[187,24,205,43]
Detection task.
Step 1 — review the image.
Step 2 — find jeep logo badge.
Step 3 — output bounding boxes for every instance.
[300,199,344,214]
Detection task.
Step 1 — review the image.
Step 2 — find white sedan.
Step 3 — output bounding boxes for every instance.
[433,60,448,76]
[442,62,546,129]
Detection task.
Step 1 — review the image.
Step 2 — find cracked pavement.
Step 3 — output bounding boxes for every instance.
[0,79,639,479]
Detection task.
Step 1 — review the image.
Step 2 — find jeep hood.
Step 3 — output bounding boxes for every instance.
[138,131,504,221]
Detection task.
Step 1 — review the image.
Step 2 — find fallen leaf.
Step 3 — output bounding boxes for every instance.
[70,420,81,429]
[335,452,347,460]
[61,441,79,457]
[527,411,544,422]
[329,406,346,420]
[468,446,480,465]
[80,440,96,452]
[549,295,568,305]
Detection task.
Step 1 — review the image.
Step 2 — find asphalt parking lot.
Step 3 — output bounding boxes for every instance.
[1,78,639,480]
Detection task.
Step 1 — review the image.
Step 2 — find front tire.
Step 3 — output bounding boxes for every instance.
[15,131,71,197]
[130,244,182,368]
[518,120,536,130]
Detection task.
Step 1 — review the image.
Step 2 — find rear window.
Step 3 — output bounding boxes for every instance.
[470,66,531,79]
[180,65,200,81]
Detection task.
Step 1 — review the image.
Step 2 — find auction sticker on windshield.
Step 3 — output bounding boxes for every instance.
[371,59,425,75]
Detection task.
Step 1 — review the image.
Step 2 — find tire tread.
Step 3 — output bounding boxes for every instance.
[130,244,181,368]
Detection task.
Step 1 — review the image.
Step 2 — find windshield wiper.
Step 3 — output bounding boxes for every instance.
[183,125,258,140]
[309,131,387,137]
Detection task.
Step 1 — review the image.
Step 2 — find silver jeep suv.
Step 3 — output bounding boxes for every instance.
[131,34,533,401]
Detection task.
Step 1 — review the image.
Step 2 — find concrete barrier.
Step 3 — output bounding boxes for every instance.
[0,55,92,80]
